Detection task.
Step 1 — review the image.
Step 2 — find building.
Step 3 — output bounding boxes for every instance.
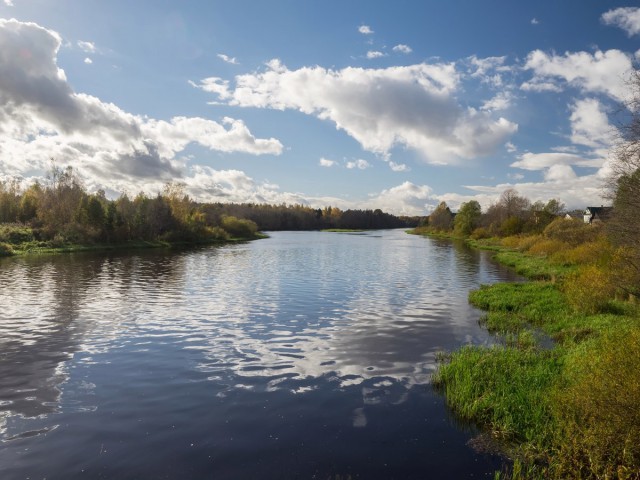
[583,206,613,224]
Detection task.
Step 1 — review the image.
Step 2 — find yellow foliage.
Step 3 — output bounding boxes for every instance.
[553,327,640,479]
[563,265,616,314]
[526,238,568,257]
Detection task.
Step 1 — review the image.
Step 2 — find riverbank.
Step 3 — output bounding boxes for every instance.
[0,234,268,257]
[412,230,640,479]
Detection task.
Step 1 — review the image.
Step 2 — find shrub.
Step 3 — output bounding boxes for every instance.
[470,227,491,239]
[552,327,640,478]
[527,238,568,257]
[563,265,616,314]
[543,218,602,246]
[0,242,14,256]
[220,215,258,238]
[0,224,35,244]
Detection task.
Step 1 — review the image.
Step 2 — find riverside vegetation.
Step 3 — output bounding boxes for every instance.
[414,206,640,479]
[411,72,640,479]
[0,165,417,256]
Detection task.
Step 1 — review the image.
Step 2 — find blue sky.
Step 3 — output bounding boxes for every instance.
[0,1,638,214]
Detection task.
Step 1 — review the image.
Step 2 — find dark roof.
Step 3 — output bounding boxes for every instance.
[585,206,613,221]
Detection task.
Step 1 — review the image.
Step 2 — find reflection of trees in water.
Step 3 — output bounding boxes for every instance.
[0,250,188,439]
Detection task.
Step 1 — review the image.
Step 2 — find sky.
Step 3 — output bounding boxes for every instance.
[0,1,639,215]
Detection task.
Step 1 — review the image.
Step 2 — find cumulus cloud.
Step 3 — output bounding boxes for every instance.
[0,19,282,190]
[358,25,374,35]
[195,59,517,164]
[366,182,435,215]
[522,49,634,101]
[602,7,640,36]
[217,53,239,65]
[84,57,92,64]
[392,44,412,54]
[366,50,385,59]
[319,157,337,167]
[346,159,371,170]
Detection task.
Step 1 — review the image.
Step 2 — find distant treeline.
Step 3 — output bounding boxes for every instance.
[0,166,419,249]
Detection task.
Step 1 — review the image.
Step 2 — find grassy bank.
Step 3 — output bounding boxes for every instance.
[426,232,640,479]
[0,231,267,257]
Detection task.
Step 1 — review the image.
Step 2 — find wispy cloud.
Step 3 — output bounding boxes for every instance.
[531,18,539,25]
[3,0,14,6]
[77,40,96,53]
[358,25,373,35]
[217,53,239,65]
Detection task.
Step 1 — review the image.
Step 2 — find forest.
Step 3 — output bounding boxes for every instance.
[0,166,418,255]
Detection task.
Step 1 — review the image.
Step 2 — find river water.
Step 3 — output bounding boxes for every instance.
[0,230,519,479]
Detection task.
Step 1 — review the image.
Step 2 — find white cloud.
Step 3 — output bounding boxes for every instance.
[523,49,634,101]
[191,77,232,100]
[0,19,283,191]
[388,161,409,172]
[481,91,513,112]
[84,57,93,64]
[602,7,640,36]
[366,50,385,59]
[346,159,371,170]
[511,152,604,171]
[569,98,614,149]
[505,142,517,153]
[196,60,517,164]
[77,40,96,53]
[366,182,435,215]
[319,157,337,167]
[217,53,239,65]
[392,44,412,54]
[531,18,539,25]
[358,25,374,35]
[3,0,14,6]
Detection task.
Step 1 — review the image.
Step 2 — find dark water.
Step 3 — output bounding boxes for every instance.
[0,230,520,479]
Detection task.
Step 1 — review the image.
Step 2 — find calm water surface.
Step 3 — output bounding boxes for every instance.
[0,230,520,479]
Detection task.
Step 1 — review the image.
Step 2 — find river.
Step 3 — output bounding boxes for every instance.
[0,230,520,479]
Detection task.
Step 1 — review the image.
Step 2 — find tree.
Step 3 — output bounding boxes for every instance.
[429,202,454,231]
[454,200,481,236]
[606,69,640,297]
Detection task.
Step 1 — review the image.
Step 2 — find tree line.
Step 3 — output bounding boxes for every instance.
[0,166,419,251]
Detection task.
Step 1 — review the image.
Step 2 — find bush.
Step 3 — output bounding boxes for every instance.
[527,238,568,257]
[0,242,14,256]
[470,227,491,239]
[563,265,616,314]
[0,224,35,244]
[220,216,258,238]
[552,327,640,479]
[543,218,602,246]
